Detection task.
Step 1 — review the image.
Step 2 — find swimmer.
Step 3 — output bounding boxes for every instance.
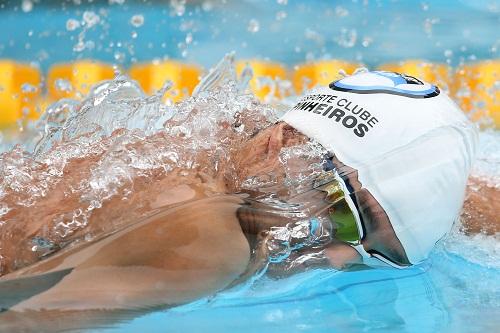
[0,71,498,331]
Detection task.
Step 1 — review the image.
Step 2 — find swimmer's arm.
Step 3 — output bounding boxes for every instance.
[0,196,251,331]
[461,176,500,235]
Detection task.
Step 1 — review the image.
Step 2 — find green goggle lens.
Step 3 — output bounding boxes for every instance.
[328,200,361,244]
[316,179,362,245]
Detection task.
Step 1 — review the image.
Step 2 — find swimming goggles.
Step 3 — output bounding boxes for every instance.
[313,170,408,269]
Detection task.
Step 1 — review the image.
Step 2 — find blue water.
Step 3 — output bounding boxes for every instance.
[0,0,498,70]
[96,248,500,333]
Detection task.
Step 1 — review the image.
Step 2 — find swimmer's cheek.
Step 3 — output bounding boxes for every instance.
[324,243,363,270]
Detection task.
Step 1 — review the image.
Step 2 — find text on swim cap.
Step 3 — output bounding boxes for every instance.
[292,94,379,138]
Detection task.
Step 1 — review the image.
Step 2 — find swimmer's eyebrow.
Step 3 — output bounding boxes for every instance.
[0,268,73,311]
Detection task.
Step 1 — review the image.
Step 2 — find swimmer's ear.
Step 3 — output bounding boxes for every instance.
[0,268,73,311]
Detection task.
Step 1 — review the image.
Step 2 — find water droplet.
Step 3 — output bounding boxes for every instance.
[83,11,100,28]
[130,14,144,28]
[362,37,373,47]
[66,18,81,31]
[335,6,349,17]
[423,17,439,36]
[114,51,126,62]
[444,49,453,58]
[305,28,324,45]
[185,32,193,44]
[85,40,95,50]
[21,83,37,93]
[202,1,213,11]
[55,79,73,92]
[336,28,357,48]
[276,0,288,4]
[275,11,287,20]
[131,31,138,39]
[73,40,85,52]
[170,0,186,16]
[247,19,260,33]
[21,0,33,13]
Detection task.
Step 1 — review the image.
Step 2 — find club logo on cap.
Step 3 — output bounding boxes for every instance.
[329,71,440,99]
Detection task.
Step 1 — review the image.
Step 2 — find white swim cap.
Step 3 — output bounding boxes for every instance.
[281,71,477,264]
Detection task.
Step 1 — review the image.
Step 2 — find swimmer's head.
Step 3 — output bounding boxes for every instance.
[281,70,478,266]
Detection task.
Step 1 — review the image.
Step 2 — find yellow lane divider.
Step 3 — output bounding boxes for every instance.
[0,60,41,128]
[378,60,451,92]
[236,60,288,100]
[292,60,362,94]
[47,60,115,100]
[130,61,201,102]
[0,59,498,129]
[454,60,499,127]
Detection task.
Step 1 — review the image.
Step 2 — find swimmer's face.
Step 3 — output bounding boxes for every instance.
[235,122,410,267]
[233,122,309,187]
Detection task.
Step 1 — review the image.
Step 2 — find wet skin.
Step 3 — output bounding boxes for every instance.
[0,194,250,332]
[0,122,498,331]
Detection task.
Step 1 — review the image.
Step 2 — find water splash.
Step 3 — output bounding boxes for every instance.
[442,130,500,269]
[0,55,281,274]
[0,55,497,276]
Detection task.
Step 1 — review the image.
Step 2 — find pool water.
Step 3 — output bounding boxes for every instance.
[101,251,499,333]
